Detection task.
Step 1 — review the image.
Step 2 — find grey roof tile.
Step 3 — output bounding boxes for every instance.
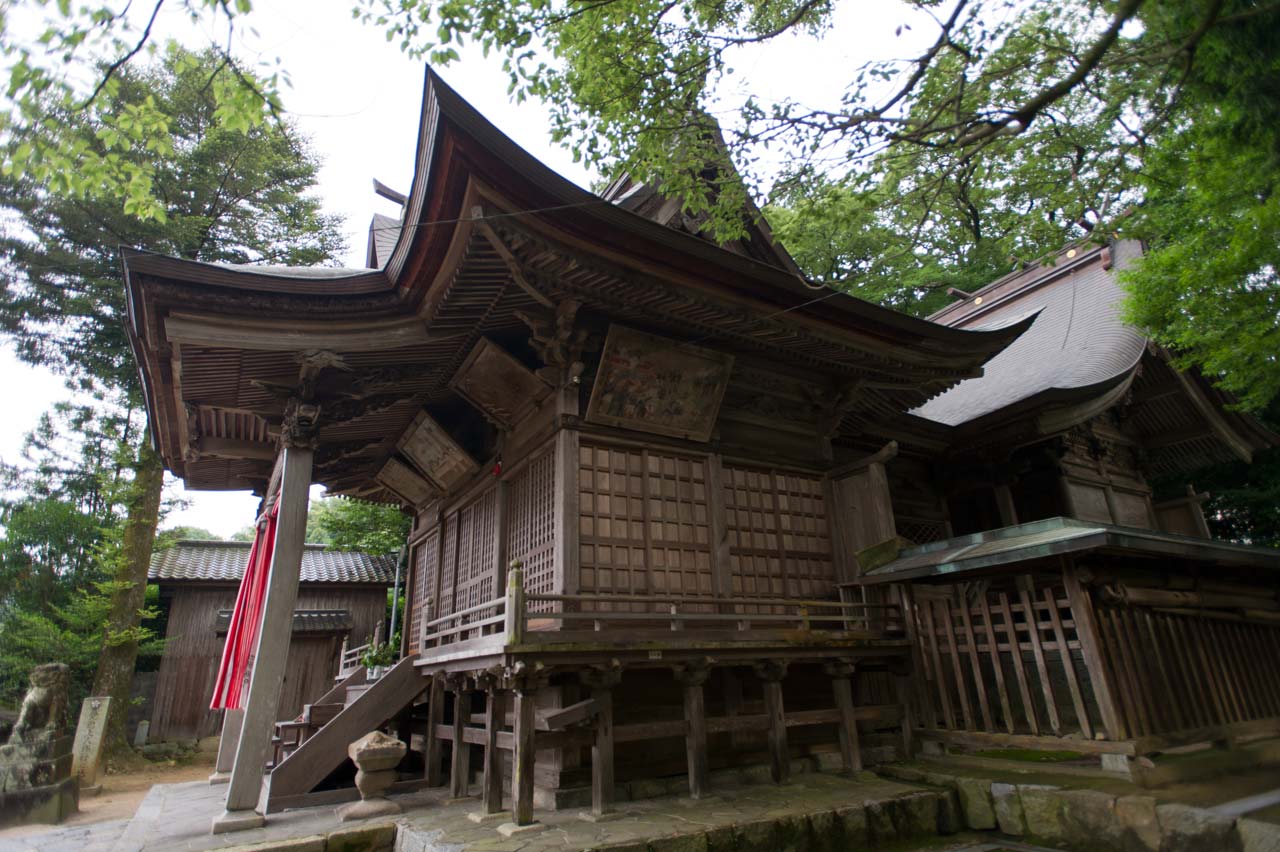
[150,540,396,585]
[913,241,1147,427]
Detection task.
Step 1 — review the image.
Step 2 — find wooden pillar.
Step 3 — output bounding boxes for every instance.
[755,661,789,784]
[424,673,446,786]
[214,445,313,833]
[209,708,243,784]
[508,669,544,829]
[450,675,473,799]
[1062,565,1127,740]
[675,664,710,798]
[581,666,622,819]
[892,658,916,760]
[479,672,505,816]
[825,660,861,774]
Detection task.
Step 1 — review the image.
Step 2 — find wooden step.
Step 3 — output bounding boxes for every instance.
[263,657,427,813]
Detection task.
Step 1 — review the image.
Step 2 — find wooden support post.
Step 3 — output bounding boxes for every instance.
[825,660,861,774]
[1062,566,1126,741]
[480,672,505,816]
[425,674,446,786]
[450,676,473,799]
[504,562,526,646]
[210,708,244,784]
[499,665,545,828]
[676,663,711,799]
[511,683,537,826]
[214,445,313,834]
[893,660,916,760]
[581,666,622,819]
[755,661,789,784]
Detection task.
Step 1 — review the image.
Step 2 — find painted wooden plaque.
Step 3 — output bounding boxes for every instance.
[398,410,478,492]
[376,457,438,506]
[448,338,550,429]
[585,325,734,441]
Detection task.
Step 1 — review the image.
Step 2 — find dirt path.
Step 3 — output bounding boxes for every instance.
[0,751,216,840]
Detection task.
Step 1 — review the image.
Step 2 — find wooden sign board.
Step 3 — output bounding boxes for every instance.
[585,325,734,442]
[376,457,439,506]
[398,410,478,492]
[448,338,550,429]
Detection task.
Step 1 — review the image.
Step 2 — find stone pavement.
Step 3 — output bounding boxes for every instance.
[398,771,945,852]
[0,770,955,852]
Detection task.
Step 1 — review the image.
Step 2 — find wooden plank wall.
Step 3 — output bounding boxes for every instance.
[150,584,387,742]
[908,576,1102,740]
[1094,604,1280,739]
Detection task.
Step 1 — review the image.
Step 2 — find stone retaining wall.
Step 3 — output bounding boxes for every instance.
[880,764,1280,852]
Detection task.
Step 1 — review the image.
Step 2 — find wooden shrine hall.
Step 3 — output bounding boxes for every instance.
[123,69,1279,833]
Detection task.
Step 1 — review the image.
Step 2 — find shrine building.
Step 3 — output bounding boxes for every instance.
[122,69,1280,833]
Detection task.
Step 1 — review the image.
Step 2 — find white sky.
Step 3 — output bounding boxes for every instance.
[0,0,924,537]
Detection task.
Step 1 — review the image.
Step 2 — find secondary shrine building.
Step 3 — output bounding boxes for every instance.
[123,69,1280,830]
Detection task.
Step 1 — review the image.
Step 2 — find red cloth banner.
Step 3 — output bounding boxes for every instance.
[209,502,279,710]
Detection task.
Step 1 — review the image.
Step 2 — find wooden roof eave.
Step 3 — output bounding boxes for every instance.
[383,68,1031,375]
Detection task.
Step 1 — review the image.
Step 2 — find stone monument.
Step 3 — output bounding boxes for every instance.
[71,695,112,796]
[0,663,78,827]
[335,730,406,821]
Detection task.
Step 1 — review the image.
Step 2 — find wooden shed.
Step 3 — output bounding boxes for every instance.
[147,541,394,742]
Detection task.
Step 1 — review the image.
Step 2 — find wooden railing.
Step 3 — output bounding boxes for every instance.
[418,561,904,650]
[337,622,383,678]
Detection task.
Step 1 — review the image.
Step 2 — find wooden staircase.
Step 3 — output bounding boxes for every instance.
[263,656,428,813]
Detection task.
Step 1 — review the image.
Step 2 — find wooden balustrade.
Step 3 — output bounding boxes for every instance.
[415,561,904,650]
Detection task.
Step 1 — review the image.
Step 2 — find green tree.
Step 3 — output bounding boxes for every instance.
[153,526,220,550]
[0,45,344,757]
[306,496,410,556]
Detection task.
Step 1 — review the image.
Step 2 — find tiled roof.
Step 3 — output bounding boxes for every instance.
[913,241,1147,427]
[214,609,354,634]
[149,540,396,585]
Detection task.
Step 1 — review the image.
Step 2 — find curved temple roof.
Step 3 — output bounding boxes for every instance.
[909,240,1275,471]
[914,241,1148,428]
[123,68,1034,499]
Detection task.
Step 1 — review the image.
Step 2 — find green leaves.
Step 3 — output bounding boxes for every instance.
[306,496,411,556]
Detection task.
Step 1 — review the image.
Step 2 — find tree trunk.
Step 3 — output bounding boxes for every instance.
[91,433,164,759]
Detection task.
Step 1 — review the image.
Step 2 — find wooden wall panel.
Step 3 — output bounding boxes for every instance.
[152,586,233,742]
[508,449,557,610]
[453,489,498,616]
[577,443,714,607]
[409,530,440,652]
[723,465,835,601]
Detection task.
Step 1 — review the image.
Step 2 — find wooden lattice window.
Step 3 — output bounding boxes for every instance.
[578,443,713,609]
[507,449,556,611]
[437,513,459,617]
[409,530,438,652]
[453,488,498,616]
[723,465,834,602]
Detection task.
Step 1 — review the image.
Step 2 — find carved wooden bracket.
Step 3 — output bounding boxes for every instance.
[515,298,594,388]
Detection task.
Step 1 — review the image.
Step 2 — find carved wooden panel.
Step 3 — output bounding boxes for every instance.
[577,443,713,608]
[585,325,733,442]
[723,465,835,603]
[449,338,549,429]
[398,410,478,492]
[507,449,557,611]
[376,457,438,506]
